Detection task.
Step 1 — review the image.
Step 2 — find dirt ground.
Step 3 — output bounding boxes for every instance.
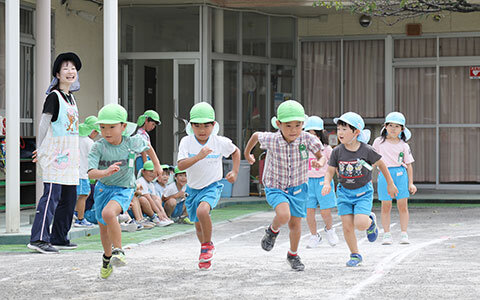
[1,206,480,300]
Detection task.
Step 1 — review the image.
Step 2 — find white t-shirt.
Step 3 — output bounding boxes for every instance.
[177,134,236,189]
[136,176,158,197]
[163,182,187,203]
[79,136,94,179]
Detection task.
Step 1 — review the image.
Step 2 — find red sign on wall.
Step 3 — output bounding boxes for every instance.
[470,67,480,79]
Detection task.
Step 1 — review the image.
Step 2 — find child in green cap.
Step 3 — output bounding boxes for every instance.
[177,102,240,270]
[135,110,161,170]
[74,116,100,228]
[88,103,163,279]
[244,100,324,271]
[162,166,193,224]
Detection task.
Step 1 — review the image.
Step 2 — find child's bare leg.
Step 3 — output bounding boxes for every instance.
[164,199,177,217]
[196,202,212,243]
[194,222,204,243]
[148,196,168,219]
[99,223,113,256]
[381,201,392,232]
[288,216,302,252]
[75,195,89,219]
[354,214,371,231]
[341,214,358,254]
[320,208,333,230]
[306,208,317,235]
[101,201,123,249]
[139,196,155,217]
[272,202,291,231]
[396,198,409,232]
[131,196,144,221]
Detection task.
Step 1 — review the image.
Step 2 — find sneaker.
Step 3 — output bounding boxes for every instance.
[199,242,215,263]
[261,225,279,251]
[158,219,173,227]
[346,253,363,267]
[325,226,339,246]
[382,232,393,245]
[198,261,212,271]
[182,217,194,225]
[366,212,379,242]
[100,257,113,279]
[138,219,155,229]
[120,221,137,232]
[51,241,78,250]
[117,213,130,223]
[286,253,305,271]
[73,211,78,221]
[74,218,94,228]
[149,215,162,226]
[400,232,410,244]
[306,233,322,249]
[27,241,59,254]
[111,248,127,267]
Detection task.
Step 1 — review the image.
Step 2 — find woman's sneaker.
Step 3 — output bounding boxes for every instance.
[382,232,393,245]
[286,253,305,271]
[346,253,363,267]
[261,225,279,251]
[27,241,59,254]
[74,218,94,227]
[306,233,322,249]
[111,248,127,267]
[325,226,339,246]
[366,212,379,242]
[400,232,410,244]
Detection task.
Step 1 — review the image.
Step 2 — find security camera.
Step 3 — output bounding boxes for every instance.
[359,15,372,27]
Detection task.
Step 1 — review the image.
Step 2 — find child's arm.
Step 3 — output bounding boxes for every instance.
[311,150,324,169]
[321,166,336,196]
[244,132,259,165]
[144,144,162,177]
[88,162,122,180]
[177,146,213,171]
[406,163,417,195]
[374,159,399,198]
[226,147,240,183]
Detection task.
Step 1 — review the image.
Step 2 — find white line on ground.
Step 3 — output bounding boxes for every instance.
[342,233,480,300]
[216,226,265,246]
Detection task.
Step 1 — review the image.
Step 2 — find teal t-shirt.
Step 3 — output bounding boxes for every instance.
[88,135,149,188]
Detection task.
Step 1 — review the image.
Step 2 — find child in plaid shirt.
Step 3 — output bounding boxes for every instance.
[244,100,323,271]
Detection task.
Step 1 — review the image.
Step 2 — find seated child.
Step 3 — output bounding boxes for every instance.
[162,167,193,224]
[153,164,171,197]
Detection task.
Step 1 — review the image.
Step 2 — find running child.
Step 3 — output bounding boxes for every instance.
[303,116,339,248]
[372,112,417,245]
[177,102,240,270]
[244,100,324,271]
[88,103,162,279]
[321,112,398,267]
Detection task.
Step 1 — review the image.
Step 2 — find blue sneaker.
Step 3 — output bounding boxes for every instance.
[366,212,378,242]
[346,253,362,267]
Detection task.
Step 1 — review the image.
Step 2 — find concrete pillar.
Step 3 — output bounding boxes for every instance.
[213,9,224,135]
[104,0,118,105]
[5,0,20,233]
[35,0,51,206]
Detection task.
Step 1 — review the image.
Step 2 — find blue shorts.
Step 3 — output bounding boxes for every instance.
[336,182,373,216]
[306,177,337,210]
[171,200,185,218]
[84,209,98,224]
[94,181,134,225]
[76,178,91,196]
[185,181,223,223]
[265,183,308,218]
[378,166,410,201]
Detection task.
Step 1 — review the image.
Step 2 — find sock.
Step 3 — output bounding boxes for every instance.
[102,254,111,268]
[288,250,297,256]
[270,225,279,233]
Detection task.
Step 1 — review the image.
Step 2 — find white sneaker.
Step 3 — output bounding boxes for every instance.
[382,232,393,245]
[150,215,162,226]
[158,219,173,227]
[400,232,410,244]
[117,213,130,223]
[324,226,339,246]
[120,222,137,232]
[306,233,322,249]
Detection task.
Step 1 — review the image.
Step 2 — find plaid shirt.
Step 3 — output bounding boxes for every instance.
[258,131,323,190]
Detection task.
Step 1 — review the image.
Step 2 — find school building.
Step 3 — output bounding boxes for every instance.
[1,1,479,230]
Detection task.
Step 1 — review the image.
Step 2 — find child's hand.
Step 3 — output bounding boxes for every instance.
[321,184,331,196]
[318,156,327,167]
[105,161,122,176]
[387,183,399,198]
[197,146,213,160]
[226,171,238,183]
[409,183,417,195]
[311,159,324,169]
[246,153,255,165]
[154,166,163,178]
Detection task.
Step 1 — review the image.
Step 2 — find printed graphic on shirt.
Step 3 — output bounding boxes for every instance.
[338,160,364,184]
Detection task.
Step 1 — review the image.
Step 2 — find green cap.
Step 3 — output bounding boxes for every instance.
[174,166,186,174]
[96,103,128,124]
[142,160,154,171]
[190,102,215,123]
[276,100,305,123]
[137,110,161,127]
[161,164,170,170]
[79,115,100,136]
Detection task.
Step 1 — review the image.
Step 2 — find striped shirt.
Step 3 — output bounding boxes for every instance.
[258,131,323,190]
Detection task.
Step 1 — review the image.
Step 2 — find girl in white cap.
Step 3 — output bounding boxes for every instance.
[373,112,417,245]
